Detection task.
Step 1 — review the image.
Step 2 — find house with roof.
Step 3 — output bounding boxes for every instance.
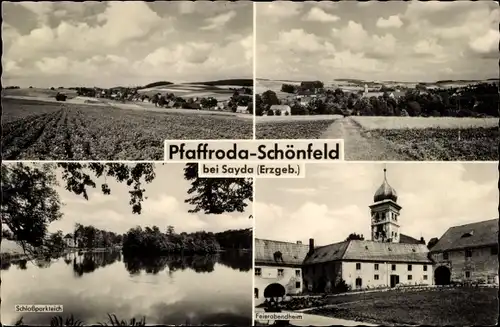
[64,234,75,248]
[235,105,249,114]
[269,104,291,116]
[429,218,499,285]
[254,239,309,303]
[389,91,406,99]
[254,168,433,305]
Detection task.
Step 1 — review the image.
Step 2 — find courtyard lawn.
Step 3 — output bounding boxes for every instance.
[310,287,498,326]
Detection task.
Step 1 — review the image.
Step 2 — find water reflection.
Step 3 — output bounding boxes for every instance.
[2,250,252,326]
[72,251,122,277]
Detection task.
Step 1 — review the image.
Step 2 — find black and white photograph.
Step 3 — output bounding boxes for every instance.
[1,162,253,326]
[255,1,499,161]
[254,162,498,326]
[2,1,254,161]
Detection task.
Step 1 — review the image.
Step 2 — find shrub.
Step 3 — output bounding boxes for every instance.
[55,93,67,101]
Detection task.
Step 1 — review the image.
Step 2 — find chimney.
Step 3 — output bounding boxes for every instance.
[296,241,302,245]
[309,238,315,254]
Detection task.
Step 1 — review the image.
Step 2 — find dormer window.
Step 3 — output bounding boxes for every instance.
[461,231,474,238]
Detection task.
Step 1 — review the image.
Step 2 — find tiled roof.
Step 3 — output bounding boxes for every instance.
[305,240,431,264]
[303,242,349,265]
[430,218,499,253]
[254,238,309,266]
[270,105,291,110]
[257,238,432,266]
[399,233,421,244]
[342,240,431,263]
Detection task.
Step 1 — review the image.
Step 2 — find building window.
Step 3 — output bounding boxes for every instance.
[423,265,428,271]
[356,263,361,270]
[392,264,396,271]
[491,246,498,255]
[374,274,379,280]
[465,249,472,258]
[374,264,379,271]
[465,271,471,278]
[254,288,259,299]
[408,275,413,280]
[296,281,301,289]
[295,269,301,277]
[423,275,428,280]
[408,264,412,271]
[278,269,284,277]
[443,252,449,260]
[255,268,261,276]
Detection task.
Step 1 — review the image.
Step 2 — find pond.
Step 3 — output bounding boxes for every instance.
[1,250,252,325]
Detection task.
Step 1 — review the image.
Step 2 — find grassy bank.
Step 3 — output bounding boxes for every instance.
[308,287,498,326]
[14,313,233,326]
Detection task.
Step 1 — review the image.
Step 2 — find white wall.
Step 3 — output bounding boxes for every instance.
[342,261,433,289]
[254,265,303,306]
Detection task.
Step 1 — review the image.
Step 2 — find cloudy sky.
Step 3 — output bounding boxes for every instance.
[256,1,499,82]
[2,1,252,88]
[46,163,252,235]
[255,163,498,246]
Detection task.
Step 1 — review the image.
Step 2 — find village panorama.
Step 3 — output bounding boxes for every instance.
[254,162,498,326]
[255,1,499,161]
[1,1,254,161]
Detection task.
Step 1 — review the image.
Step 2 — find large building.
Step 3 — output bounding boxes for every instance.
[254,169,433,305]
[430,218,499,285]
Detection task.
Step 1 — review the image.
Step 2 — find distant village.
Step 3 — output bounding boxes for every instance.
[69,85,253,114]
[0,84,254,114]
[256,80,499,118]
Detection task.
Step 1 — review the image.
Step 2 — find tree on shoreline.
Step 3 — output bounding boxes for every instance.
[1,163,253,256]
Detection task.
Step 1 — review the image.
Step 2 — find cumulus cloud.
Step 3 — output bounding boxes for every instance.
[303,7,340,22]
[54,164,252,235]
[257,1,498,81]
[376,15,403,28]
[257,2,302,19]
[201,10,236,30]
[255,163,498,246]
[2,2,252,87]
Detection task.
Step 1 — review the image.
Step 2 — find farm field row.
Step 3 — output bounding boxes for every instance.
[370,127,498,161]
[256,120,336,139]
[352,116,499,130]
[2,102,252,160]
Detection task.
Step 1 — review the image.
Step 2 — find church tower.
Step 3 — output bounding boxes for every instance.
[370,167,402,243]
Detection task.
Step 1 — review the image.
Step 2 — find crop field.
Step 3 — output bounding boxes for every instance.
[138,83,242,101]
[368,127,498,160]
[2,87,78,99]
[351,116,499,130]
[256,120,335,139]
[2,98,253,160]
[350,117,499,160]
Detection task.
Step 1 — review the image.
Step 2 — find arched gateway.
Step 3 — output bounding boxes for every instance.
[435,266,451,285]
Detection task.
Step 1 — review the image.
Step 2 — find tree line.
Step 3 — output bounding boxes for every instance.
[1,163,252,258]
[256,82,499,118]
[122,225,252,255]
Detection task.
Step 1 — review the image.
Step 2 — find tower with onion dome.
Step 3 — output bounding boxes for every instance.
[370,167,402,243]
